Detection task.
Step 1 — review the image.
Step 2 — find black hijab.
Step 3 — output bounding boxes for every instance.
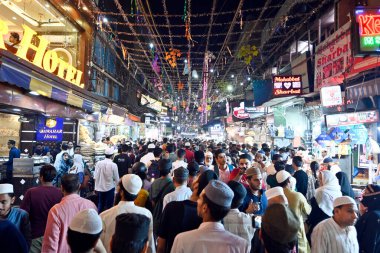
[335,171,355,198]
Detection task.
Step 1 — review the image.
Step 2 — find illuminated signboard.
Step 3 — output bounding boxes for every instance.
[0,20,84,88]
[320,86,343,107]
[140,94,162,112]
[272,75,302,97]
[355,8,380,54]
[325,110,378,128]
[36,117,64,141]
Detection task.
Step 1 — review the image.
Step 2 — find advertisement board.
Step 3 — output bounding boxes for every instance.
[272,75,302,97]
[140,94,162,112]
[325,110,378,127]
[315,21,380,90]
[354,8,380,54]
[321,86,343,107]
[36,117,64,141]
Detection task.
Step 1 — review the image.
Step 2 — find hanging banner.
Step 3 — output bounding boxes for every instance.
[36,117,64,141]
[315,21,380,91]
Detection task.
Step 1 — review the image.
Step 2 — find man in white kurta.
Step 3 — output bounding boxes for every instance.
[171,180,248,253]
[100,174,155,253]
[311,196,359,253]
[163,167,192,210]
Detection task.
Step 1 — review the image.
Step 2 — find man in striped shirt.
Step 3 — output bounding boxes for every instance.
[311,196,359,253]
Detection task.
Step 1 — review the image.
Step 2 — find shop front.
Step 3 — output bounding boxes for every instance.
[0,0,110,197]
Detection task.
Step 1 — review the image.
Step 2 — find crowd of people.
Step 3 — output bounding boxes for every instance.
[0,137,379,253]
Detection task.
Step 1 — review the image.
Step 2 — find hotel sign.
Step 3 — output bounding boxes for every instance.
[0,20,84,88]
[273,75,302,97]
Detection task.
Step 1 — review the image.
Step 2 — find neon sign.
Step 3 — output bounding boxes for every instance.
[272,75,302,97]
[0,20,84,88]
[355,8,380,53]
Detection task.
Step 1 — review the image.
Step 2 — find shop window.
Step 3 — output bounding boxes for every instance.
[1,0,80,68]
[113,84,120,101]
[94,35,105,67]
[104,78,109,97]
[96,77,105,95]
[90,68,97,92]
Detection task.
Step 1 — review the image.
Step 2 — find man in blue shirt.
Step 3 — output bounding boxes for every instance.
[3,140,21,182]
[32,142,50,156]
[239,167,268,215]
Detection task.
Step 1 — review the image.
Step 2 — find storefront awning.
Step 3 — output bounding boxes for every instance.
[346,78,380,101]
[0,50,108,113]
[128,113,141,122]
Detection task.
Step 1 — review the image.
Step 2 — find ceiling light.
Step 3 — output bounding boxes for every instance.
[227,85,233,92]
[12,17,17,20]
[103,17,108,23]
[72,28,77,32]
[29,91,39,96]
[149,43,154,49]
[45,4,50,8]
[216,90,219,93]
[210,69,214,73]
[240,82,243,86]
[184,59,188,63]
[2,1,39,26]
[231,74,234,78]
[83,6,89,11]
[13,108,21,112]
[247,77,251,81]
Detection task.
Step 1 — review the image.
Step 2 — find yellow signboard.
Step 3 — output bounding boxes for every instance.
[0,20,84,88]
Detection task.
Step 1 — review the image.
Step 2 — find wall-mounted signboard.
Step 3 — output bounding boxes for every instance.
[272,75,302,97]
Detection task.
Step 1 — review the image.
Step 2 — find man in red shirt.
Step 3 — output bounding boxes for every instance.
[229,154,253,187]
[184,142,194,163]
[20,165,63,253]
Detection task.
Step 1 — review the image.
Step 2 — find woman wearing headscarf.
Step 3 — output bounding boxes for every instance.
[52,152,72,187]
[335,171,355,198]
[356,184,380,253]
[310,161,320,189]
[306,170,342,245]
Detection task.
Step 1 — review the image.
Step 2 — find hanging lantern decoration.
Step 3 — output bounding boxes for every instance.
[192,69,199,79]
[178,82,185,90]
[172,106,177,112]
[206,105,212,111]
[165,48,181,68]
[237,44,260,65]
[181,100,187,108]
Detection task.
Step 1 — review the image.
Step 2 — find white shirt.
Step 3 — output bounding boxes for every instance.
[94,158,119,192]
[171,160,188,176]
[53,150,65,169]
[67,148,74,157]
[311,217,359,253]
[100,201,155,253]
[223,209,255,252]
[163,185,192,210]
[171,222,249,253]
[140,152,156,168]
